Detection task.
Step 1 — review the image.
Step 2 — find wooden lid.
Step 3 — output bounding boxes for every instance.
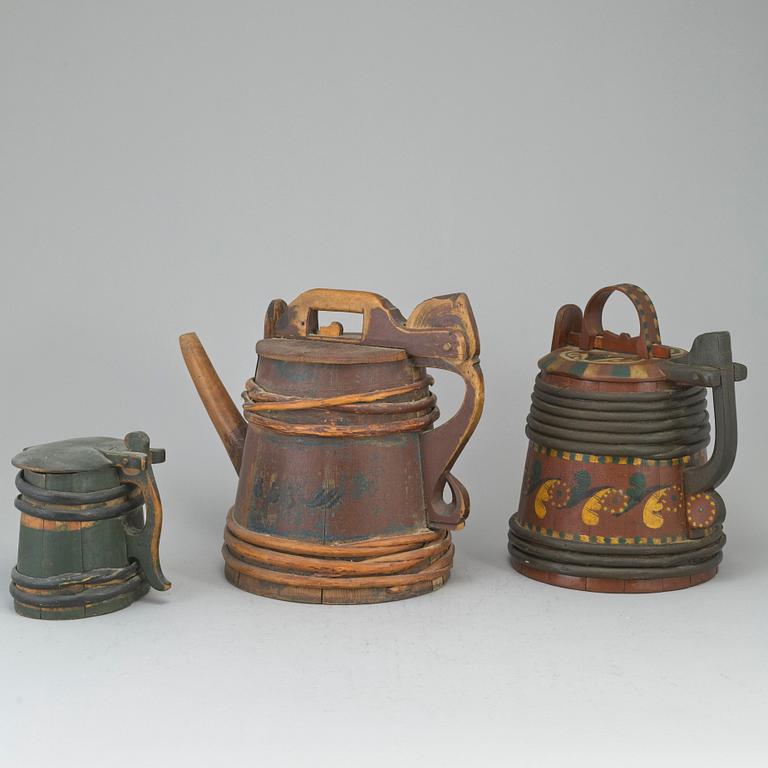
[539,345,688,382]
[12,436,166,474]
[256,338,409,365]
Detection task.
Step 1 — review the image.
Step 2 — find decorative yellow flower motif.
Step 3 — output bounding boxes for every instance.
[601,488,630,514]
[581,488,628,526]
[534,479,558,519]
[642,485,681,529]
[548,479,570,508]
[642,490,667,529]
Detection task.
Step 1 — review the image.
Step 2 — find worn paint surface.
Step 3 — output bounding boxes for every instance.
[237,430,425,542]
[182,289,484,603]
[510,283,744,593]
[10,433,169,619]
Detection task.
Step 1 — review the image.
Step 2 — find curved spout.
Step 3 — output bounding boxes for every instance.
[179,333,247,474]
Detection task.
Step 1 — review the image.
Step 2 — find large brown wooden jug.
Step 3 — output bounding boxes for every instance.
[508,284,746,592]
[181,289,484,604]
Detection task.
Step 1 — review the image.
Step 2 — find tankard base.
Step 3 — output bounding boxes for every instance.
[509,558,718,593]
[221,511,455,604]
[11,574,150,620]
[224,564,449,604]
[507,518,724,593]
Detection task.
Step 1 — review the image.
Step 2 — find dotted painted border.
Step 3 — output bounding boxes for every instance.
[516,520,713,546]
[532,443,696,467]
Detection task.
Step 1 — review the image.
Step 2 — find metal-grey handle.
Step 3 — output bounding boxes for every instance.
[661,332,746,491]
[660,332,746,534]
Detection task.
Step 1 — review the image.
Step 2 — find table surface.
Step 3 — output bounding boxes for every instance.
[2,478,766,767]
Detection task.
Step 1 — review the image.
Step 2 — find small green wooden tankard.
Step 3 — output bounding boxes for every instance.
[10,431,170,619]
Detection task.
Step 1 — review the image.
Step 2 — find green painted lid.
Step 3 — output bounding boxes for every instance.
[12,436,166,474]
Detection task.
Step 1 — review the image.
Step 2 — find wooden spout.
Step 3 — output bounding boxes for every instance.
[179,332,247,474]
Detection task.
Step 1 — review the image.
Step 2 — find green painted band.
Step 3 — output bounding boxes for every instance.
[535,376,705,403]
[15,472,128,504]
[14,494,143,522]
[11,563,139,589]
[524,425,711,460]
[508,527,725,569]
[534,374,706,404]
[9,575,147,608]
[528,377,711,458]
[508,543,723,580]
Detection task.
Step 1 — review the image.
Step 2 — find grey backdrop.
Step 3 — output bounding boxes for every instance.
[1,2,766,766]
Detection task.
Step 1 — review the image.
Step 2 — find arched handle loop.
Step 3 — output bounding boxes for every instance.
[580,284,662,358]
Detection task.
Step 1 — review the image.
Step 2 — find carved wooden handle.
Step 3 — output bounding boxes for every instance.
[104,432,171,592]
[269,289,400,339]
[271,288,478,364]
[405,295,484,529]
[580,284,662,358]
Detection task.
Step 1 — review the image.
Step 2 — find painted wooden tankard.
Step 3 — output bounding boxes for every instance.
[180,289,484,604]
[10,432,170,619]
[508,284,746,592]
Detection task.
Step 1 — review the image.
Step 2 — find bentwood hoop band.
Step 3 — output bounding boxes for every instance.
[242,375,439,437]
[223,511,454,594]
[14,474,145,521]
[526,376,711,459]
